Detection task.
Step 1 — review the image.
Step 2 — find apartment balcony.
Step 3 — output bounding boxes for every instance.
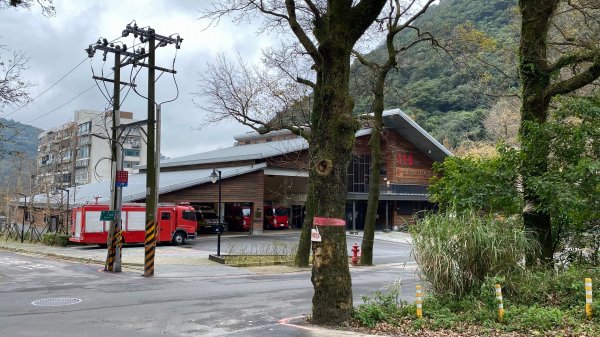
[75,159,90,168]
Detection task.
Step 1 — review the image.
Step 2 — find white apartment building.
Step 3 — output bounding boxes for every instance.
[37,110,147,188]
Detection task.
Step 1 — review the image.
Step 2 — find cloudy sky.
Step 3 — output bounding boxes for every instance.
[0,0,276,158]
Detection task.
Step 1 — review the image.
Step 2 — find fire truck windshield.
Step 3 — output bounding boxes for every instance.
[182,210,196,221]
[274,208,288,216]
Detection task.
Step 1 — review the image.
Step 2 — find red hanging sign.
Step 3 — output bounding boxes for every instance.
[116,170,128,187]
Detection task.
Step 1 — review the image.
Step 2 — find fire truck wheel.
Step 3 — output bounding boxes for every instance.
[172,231,186,246]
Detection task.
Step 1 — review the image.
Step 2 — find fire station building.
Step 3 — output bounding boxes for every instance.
[69,109,451,234]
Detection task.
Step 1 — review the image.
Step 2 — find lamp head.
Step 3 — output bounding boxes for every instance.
[209,169,219,184]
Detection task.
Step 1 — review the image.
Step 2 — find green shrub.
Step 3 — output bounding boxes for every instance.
[42,233,71,246]
[352,266,598,335]
[412,210,537,297]
[509,267,600,310]
[352,291,404,327]
[506,305,565,331]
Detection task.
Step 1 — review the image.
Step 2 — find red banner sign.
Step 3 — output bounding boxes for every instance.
[313,217,346,227]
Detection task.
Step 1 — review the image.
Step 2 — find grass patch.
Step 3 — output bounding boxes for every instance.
[350,267,600,336]
[212,240,297,266]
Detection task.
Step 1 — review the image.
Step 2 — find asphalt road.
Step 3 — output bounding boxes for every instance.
[190,230,414,265]
[0,234,418,337]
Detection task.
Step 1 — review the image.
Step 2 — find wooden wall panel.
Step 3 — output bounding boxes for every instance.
[156,171,265,232]
[353,130,435,186]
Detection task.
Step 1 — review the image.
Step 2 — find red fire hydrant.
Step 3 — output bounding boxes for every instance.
[351,243,360,265]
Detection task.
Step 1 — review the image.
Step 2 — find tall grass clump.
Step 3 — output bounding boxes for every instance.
[412,210,537,297]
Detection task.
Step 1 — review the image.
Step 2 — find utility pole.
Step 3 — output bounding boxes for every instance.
[86,38,141,273]
[110,48,123,272]
[87,23,181,276]
[145,29,157,277]
[120,23,182,277]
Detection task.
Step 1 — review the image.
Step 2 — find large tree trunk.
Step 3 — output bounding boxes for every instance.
[360,75,386,266]
[518,0,559,265]
[309,39,357,325]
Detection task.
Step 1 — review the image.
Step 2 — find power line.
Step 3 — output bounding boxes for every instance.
[1,56,89,119]
[23,85,95,124]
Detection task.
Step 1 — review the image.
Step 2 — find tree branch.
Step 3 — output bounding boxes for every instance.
[348,0,388,43]
[548,50,596,73]
[303,0,321,19]
[546,54,600,98]
[297,76,315,88]
[285,0,322,67]
[351,49,378,70]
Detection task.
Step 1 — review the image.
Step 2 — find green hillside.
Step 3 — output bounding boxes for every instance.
[351,0,519,147]
[0,118,40,185]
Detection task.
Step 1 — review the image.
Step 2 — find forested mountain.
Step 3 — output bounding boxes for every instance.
[0,118,40,185]
[351,0,519,148]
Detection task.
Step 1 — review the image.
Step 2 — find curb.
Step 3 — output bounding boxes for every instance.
[0,244,144,268]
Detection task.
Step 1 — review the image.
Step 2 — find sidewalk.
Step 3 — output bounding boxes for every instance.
[347,230,413,245]
[0,240,243,278]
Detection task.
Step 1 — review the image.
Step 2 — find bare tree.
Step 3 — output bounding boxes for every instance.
[0,0,55,17]
[196,52,312,134]
[351,0,437,266]
[484,97,521,147]
[1,0,55,162]
[201,0,387,324]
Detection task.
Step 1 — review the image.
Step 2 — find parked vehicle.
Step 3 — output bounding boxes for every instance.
[225,205,251,231]
[69,203,197,246]
[196,209,228,233]
[263,205,289,229]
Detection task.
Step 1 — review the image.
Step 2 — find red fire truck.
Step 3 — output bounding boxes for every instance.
[263,205,290,230]
[69,203,197,246]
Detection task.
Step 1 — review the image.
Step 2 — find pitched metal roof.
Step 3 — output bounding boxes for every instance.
[141,137,309,170]
[139,109,450,170]
[67,163,267,205]
[382,108,452,161]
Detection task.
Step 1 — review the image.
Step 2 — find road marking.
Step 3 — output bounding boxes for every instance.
[0,257,54,270]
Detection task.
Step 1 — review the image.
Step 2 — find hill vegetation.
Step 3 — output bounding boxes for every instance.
[351,0,519,148]
[0,118,40,185]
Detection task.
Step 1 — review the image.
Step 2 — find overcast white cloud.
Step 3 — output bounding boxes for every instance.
[0,0,275,158]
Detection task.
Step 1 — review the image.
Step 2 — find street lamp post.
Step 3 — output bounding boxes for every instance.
[209,169,222,256]
[56,187,70,234]
[17,193,27,243]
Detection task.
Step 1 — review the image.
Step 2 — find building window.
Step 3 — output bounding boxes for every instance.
[62,173,71,183]
[76,169,88,183]
[123,149,140,157]
[79,135,91,146]
[77,121,91,135]
[347,155,371,193]
[77,145,90,158]
[124,161,140,169]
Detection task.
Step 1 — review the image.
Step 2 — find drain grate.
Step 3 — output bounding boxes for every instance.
[31,298,82,307]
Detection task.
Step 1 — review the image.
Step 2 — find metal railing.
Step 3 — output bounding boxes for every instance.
[349,183,429,196]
